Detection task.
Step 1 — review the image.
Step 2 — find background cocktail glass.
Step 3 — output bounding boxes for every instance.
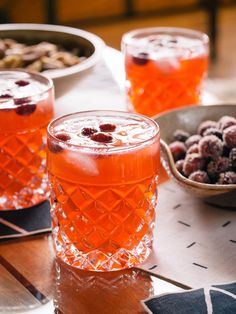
[122,27,209,117]
[0,70,54,210]
[47,110,160,271]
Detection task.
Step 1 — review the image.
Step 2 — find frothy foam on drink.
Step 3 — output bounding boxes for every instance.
[0,72,48,109]
[52,115,158,150]
[130,34,206,61]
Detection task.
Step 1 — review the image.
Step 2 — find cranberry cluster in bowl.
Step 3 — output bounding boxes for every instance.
[154,104,236,205]
[169,115,236,185]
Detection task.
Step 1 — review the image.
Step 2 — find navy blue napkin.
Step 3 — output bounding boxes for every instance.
[0,200,51,240]
[143,282,236,314]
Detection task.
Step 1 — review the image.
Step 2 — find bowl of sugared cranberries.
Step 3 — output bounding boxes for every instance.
[0,24,104,98]
[155,104,236,206]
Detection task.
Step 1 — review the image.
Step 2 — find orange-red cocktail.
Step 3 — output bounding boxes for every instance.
[122,27,209,117]
[0,70,54,210]
[47,111,160,271]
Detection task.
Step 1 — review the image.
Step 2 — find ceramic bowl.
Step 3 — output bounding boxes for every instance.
[0,23,105,97]
[154,104,236,207]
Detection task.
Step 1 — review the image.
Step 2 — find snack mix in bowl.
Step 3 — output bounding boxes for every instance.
[0,24,104,97]
[0,38,85,72]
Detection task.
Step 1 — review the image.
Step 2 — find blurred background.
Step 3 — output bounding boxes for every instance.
[0,0,235,79]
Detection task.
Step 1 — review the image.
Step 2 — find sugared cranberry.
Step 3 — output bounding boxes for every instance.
[91,132,113,143]
[0,93,12,98]
[15,80,30,87]
[99,123,116,132]
[185,135,202,149]
[187,143,199,155]
[169,141,186,162]
[15,104,36,116]
[218,116,236,130]
[229,148,236,169]
[207,157,231,182]
[48,133,71,154]
[81,127,97,136]
[203,127,222,139]
[223,125,236,148]
[175,159,184,175]
[199,135,223,159]
[48,141,62,154]
[217,171,236,184]
[173,129,190,142]
[183,153,205,177]
[197,120,218,136]
[14,97,31,105]
[132,52,149,66]
[55,133,71,141]
[189,170,210,183]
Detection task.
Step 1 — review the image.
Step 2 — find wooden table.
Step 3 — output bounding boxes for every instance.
[0,47,235,314]
[0,237,183,313]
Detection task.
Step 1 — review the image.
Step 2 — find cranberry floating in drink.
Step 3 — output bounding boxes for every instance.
[0,70,54,210]
[122,27,209,117]
[47,111,160,271]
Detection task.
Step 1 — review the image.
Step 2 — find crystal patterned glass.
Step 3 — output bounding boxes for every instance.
[0,70,54,210]
[122,27,209,117]
[47,110,160,271]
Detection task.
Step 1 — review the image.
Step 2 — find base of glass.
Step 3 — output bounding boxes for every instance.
[53,231,153,272]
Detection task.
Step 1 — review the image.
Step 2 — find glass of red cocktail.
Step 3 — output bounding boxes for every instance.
[122,27,209,117]
[47,110,160,271]
[0,70,54,210]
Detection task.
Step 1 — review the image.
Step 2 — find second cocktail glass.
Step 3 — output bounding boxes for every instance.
[0,70,54,210]
[122,27,209,117]
[47,110,160,271]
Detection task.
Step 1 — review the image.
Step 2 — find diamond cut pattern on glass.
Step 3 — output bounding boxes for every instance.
[0,129,47,209]
[50,174,158,270]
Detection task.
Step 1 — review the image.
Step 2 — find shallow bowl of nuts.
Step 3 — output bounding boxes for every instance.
[0,23,104,97]
[155,104,236,207]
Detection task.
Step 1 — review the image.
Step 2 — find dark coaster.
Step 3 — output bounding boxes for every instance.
[143,282,236,314]
[0,200,51,240]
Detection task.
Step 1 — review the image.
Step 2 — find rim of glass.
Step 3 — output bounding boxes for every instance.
[0,69,53,100]
[47,110,160,152]
[122,27,209,47]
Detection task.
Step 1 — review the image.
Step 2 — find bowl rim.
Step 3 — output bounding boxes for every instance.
[153,103,236,121]
[155,104,236,191]
[0,23,105,79]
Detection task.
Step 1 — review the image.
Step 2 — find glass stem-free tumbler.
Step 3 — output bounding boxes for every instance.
[47,110,160,271]
[0,70,54,210]
[122,27,209,117]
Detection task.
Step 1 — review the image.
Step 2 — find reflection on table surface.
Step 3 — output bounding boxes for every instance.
[53,258,181,314]
[54,258,153,314]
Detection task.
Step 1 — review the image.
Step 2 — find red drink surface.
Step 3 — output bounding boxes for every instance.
[0,71,54,210]
[123,31,209,117]
[47,111,160,271]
